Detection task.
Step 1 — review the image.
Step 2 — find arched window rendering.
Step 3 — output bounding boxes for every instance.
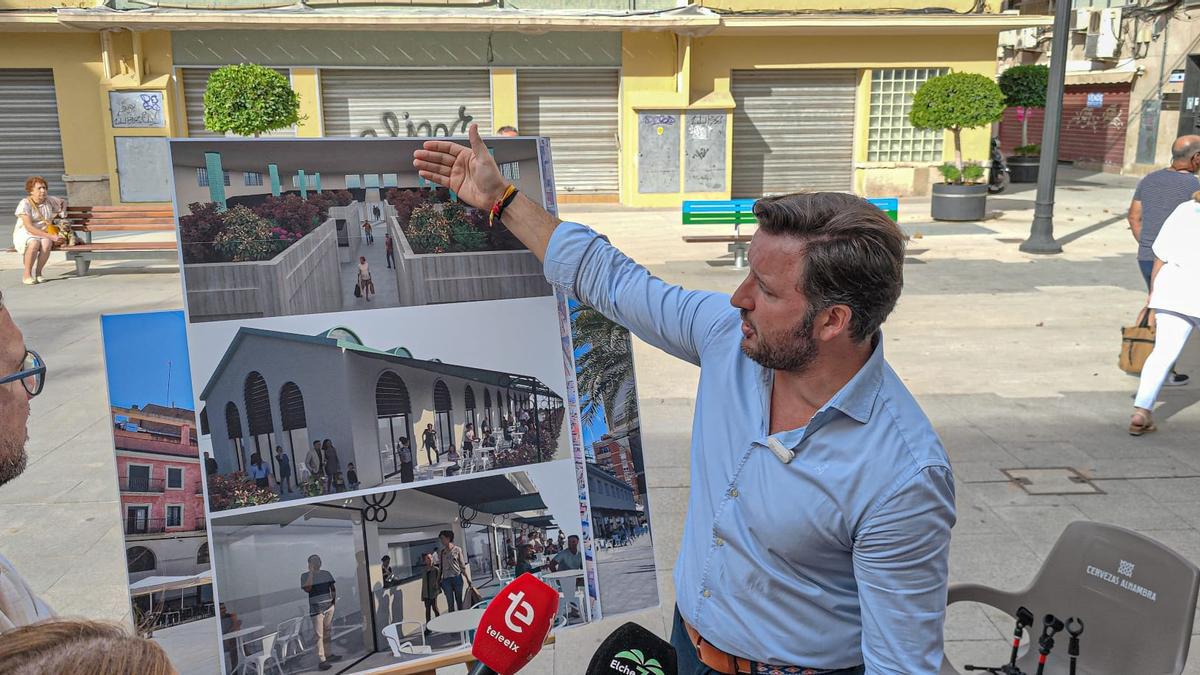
[464,385,477,441]
[197,542,210,565]
[224,401,246,472]
[483,389,493,430]
[376,372,413,477]
[279,382,308,488]
[199,406,209,436]
[244,372,275,469]
[433,380,454,454]
[127,546,156,574]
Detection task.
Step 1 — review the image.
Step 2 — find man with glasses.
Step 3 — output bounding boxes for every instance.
[0,289,55,631]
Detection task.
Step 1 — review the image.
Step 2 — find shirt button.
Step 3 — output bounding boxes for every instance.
[702,589,711,598]
[714,537,724,547]
[729,487,739,498]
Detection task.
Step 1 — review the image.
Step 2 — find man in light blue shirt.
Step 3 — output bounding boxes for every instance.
[415,126,956,674]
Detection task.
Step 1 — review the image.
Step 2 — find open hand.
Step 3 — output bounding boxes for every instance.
[412,123,507,212]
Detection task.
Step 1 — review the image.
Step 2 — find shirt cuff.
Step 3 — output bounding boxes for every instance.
[543,221,603,295]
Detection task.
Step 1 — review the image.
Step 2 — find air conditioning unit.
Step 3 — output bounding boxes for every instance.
[998,30,1019,48]
[1017,27,1041,50]
[1085,8,1120,60]
[1072,8,1092,32]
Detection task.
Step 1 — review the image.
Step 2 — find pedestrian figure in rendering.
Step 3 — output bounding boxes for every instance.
[305,440,324,490]
[362,220,374,245]
[1127,134,1200,387]
[422,423,438,463]
[300,555,339,671]
[1130,191,1200,435]
[321,439,341,494]
[420,552,441,628]
[357,256,375,302]
[248,453,270,489]
[385,232,396,269]
[397,436,415,483]
[437,530,470,612]
[274,445,292,496]
[346,462,360,491]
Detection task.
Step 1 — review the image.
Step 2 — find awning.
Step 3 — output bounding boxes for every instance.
[1066,70,1137,86]
[417,474,547,515]
[513,515,556,529]
[129,570,213,596]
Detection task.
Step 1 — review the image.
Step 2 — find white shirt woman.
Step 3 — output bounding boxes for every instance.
[12,177,66,285]
[1131,196,1200,434]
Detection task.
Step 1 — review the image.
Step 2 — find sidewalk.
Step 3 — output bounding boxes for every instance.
[1,166,1197,673]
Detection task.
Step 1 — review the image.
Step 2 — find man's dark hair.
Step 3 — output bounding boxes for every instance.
[1171,136,1200,162]
[381,555,390,562]
[497,125,518,134]
[439,529,454,542]
[568,535,579,542]
[752,192,905,343]
[308,554,321,566]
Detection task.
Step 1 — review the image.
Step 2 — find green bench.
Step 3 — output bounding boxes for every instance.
[681,197,898,270]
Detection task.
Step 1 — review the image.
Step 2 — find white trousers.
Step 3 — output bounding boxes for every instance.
[1135,311,1199,410]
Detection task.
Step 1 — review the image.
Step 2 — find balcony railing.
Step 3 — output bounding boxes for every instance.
[125,518,166,535]
[120,477,165,493]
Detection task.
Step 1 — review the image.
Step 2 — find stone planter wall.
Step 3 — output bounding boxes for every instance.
[385,205,551,307]
[184,217,344,322]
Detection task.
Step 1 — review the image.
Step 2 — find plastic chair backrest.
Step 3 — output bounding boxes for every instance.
[1010,522,1199,675]
[382,622,403,656]
[277,617,301,640]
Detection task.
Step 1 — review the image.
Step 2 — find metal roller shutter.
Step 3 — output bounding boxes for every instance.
[0,70,66,209]
[517,69,620,193]
[999,84,1130,167]
[731,70,856,197]
[320,69,492,138]
[180,67,295,138]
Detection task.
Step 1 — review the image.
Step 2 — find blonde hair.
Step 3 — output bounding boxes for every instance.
[0,619,175,675]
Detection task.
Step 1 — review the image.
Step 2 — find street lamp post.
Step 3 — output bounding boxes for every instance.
[1020,0,1073,254]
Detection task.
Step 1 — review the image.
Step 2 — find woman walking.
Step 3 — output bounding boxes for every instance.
[420,552,441,630]
[13,176,67,285]
[1130,192,1200,435]
[357,256,375,302]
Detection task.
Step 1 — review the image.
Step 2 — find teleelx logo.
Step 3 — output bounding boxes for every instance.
[610,649,666,675]
[504,590,536,633]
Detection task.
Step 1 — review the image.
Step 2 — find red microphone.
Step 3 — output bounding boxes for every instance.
[467,573,560,675]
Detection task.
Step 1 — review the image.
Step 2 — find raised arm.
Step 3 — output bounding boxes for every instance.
[412,125,734,365]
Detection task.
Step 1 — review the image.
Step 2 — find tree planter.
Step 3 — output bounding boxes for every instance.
[1008,156,1040,183]
[932,183,988,222]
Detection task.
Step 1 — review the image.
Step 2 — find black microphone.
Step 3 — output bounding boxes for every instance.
[585,622,678,675]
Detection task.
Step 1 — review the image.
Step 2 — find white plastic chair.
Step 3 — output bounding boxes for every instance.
[382,621,427,657]
[239,632,283,675]
[274,617,307,664]
[397,641,433,656]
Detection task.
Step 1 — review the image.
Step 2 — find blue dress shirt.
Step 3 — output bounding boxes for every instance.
[545,222,956,673]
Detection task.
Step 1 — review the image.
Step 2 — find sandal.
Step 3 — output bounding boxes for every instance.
[1129,411,1156,436]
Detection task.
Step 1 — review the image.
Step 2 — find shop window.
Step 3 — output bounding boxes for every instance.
[434,380,454,452]
[279,382,309,489]
[225,401,246,473]
[166,467,183,490]
[867,68,948,163]
[197,168,231,187]
[376,372,412,477]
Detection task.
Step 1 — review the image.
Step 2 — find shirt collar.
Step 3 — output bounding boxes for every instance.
[823,332,885,424]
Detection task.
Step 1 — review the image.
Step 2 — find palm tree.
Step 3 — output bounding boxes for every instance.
[571,305,638,430]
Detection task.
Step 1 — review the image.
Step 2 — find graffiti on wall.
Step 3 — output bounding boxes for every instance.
[1069,105,1124,133]
[360,106,473,138]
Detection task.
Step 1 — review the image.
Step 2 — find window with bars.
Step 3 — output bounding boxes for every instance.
[197,168,231,187]
[867,68,948,163]
[244,172,264,186]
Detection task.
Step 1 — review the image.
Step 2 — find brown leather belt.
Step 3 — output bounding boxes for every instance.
[681,618,851,675]
[682,617,754,674]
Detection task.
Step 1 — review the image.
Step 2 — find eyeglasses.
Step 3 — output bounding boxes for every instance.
[0,349,46,397]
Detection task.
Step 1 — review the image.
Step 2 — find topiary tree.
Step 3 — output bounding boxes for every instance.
[204,64,302,137]
[909,72,1006,182]
[998,64,1049,150]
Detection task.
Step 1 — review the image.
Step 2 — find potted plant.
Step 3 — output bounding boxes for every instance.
[998,64,1050,183]
[204,63,303,137]
[909,71,1006,222]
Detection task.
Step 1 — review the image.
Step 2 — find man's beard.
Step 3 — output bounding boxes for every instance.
[0,429,29,488]
[740,308,820,373]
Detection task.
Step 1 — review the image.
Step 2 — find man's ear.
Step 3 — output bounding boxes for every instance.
[815,305,854,342]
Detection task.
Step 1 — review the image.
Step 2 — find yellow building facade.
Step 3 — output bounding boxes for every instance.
[0,2,1047,210]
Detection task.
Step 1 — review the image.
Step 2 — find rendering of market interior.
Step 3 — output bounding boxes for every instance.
[209,467,584,674]
[198,325,568,511]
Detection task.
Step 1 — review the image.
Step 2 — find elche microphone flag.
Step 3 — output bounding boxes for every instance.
[468,573,560,675]
[585,622,678,675]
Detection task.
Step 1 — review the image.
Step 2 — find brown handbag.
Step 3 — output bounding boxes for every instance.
[1119,308,1155,375]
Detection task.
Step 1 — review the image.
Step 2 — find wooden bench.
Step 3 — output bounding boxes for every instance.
[681,197,900,270]
[63,205,177,276]
[681,199,757,269]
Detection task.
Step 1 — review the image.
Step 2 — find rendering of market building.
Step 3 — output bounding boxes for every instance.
[198,325,568,507]
[1,0,1050,214]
